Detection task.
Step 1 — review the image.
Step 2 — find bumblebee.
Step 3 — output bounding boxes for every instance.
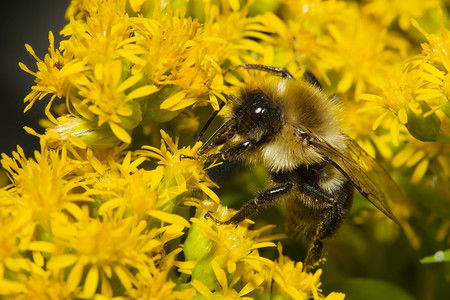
[192,64,401,271]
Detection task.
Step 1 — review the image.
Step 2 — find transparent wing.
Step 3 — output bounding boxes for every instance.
[311,135,402,225]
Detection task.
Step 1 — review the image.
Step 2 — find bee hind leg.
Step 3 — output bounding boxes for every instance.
[304,195,352,272]
[304,229,328,272]
[303,202,337,272]
[304,238,325,272]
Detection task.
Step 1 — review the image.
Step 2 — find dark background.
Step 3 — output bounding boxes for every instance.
[0,1,69,156]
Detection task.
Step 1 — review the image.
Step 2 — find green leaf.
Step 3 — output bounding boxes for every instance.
[420,249,450,263]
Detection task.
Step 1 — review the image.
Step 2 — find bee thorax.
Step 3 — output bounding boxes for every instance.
[259,138,323,172]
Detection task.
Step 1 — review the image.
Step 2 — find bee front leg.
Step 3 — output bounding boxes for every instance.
[202,141,252,163]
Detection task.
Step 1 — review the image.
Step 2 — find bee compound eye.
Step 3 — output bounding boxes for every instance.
[236,91,280,133]
[249,102,268,122]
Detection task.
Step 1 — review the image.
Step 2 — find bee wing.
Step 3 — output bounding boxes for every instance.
[311,135,402,225]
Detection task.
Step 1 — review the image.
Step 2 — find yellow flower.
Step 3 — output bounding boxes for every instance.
[268,0,410,98]
[362,0,442,30]
[271,243,334,300]
[0,196,33,280]
[136,130,218,206]
[47,207,180,298]
[0,143,91,229]
[21,1,157,147]
[19,0,450,298]
[129,268,196,300]
[19,31,88,122]
[0,262,73,299]
[202,0,276,63]
[392,138,450,185]
[359,77,413,147]
[359,10,450,146]
[343,103,395,160]
[182,200,341,299]
[181,199,273,294]
[130,8,222,112]
[0,126,211,298]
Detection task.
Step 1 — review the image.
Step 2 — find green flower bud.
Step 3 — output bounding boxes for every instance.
[184,221,214,262]
[45,116,121,149]
[405,102,448,142]
[145,88,184,123]
[119,100,143,131]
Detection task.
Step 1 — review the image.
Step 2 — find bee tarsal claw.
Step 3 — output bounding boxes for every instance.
[205,211,225,225]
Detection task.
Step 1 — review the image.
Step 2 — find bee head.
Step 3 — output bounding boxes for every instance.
[198,89,282,155]
[233,89,282,138]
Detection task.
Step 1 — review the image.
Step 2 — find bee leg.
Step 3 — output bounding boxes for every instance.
[304,202,338,272]
[202,141,252,163]
[223,183,294,225]
[195,101,226,143]
[293,182,337,272]
[298,182,335,205]
[304,237,325,272]
[205,211,225,225]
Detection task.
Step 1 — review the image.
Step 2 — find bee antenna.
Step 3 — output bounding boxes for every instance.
[292,37,301,69]
[195,101,226,143]
[228,64,294,79]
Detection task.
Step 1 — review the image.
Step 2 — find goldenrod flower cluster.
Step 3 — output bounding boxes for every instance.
[1,0,449,299]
